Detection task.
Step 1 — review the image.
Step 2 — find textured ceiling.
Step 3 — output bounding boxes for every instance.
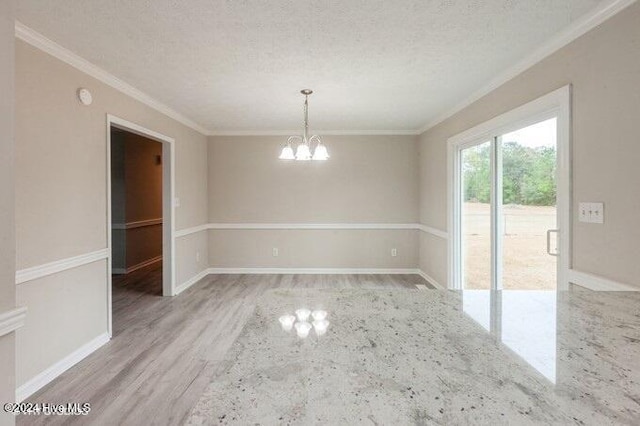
[17,0,603,133]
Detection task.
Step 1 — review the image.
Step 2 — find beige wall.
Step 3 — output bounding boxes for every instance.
[418,3,640,288]
[0,1,16,424]
[124,134,163,223]
[14,40,209,390]
[210,230,418,269]
[209,135,419,222]
[208,135,420,269]
[123,133,163,269]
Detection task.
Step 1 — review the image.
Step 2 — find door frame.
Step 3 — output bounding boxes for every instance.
[447,86,571,291]
[106,115,176,337]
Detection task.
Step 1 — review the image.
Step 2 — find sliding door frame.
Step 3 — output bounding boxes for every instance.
[447,86,572,291]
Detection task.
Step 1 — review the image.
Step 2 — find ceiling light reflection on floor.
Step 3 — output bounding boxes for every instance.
[279,309,330,339]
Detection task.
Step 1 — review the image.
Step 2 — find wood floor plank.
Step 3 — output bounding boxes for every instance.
[17,266,432,425]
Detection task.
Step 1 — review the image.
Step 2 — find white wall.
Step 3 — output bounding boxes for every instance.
[207,135,420,269]
[418,3,640,289]
[0,1,17,424]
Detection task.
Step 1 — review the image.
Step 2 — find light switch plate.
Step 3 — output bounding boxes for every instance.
[579,202,604,224]
[578,203,590,223]
[590,202,604,224]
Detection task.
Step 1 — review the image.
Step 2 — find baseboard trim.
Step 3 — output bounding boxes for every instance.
[16,249,109,285]
[209,223,421,230]
[173,268,445,296]
[417,269,445,289]
[174,269,210,295]
[16,332,110,402]
[175,267,436,295]
[568,269,638,291]
[0,307,28,337]
[207,267,421,275]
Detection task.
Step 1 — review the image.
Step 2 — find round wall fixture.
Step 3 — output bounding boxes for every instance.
[77,88,93,106]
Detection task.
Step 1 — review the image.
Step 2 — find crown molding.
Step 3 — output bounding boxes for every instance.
[13,22,418,138]
[207,129,420,136]
[17,0,634,139]
[416,0,637,135]
[14,21,210,136]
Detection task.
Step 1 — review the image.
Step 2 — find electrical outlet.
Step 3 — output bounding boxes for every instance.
[391,248,397,257]
[196,251,201,263]
[174,197,181,207]
[272,248,279,257]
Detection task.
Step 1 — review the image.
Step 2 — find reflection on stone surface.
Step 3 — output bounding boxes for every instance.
[462,290,557,382]
[280,308,331,338]
[188,289,640,425]
[312,319,330,336]
[278,314,296,332]
[312,310,327,321]
[295,308,311,322]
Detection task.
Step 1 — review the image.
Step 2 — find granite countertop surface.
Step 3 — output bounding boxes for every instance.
[186,289,640,425]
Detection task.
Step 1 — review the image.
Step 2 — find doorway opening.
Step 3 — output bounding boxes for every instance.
[107,115,175,337]
[448,86,571,291]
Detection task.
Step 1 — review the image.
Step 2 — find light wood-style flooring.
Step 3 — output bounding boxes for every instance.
[19,265,432,425]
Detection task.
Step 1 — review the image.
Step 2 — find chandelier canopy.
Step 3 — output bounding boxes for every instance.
[279,89,329,161]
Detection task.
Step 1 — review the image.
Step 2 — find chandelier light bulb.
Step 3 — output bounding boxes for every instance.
[312,143,329,161]
[295,142,311,161]
[279,145,295,160]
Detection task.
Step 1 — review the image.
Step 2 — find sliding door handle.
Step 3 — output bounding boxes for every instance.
[546,229,559,256]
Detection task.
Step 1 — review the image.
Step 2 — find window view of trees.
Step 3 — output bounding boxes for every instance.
[462,142,557,206]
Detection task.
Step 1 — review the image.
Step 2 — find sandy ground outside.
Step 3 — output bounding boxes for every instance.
[463,202,557,290]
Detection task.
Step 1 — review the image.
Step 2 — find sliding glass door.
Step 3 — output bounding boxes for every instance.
[450,91,569,292]
[461,141,492,289]
[499,119,558,290]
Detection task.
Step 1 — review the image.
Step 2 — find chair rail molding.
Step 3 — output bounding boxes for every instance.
[112,218,163,230]
[0,307,27,337]
[175,222,449,239]
[15,249,109,285]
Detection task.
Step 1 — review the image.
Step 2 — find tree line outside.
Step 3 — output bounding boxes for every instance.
[462,142,557,206]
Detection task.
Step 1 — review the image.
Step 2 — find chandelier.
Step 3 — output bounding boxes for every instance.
[279,89,329,161]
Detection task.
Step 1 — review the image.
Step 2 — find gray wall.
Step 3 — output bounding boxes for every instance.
[418,3,640,288]
[0,0,16,425]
